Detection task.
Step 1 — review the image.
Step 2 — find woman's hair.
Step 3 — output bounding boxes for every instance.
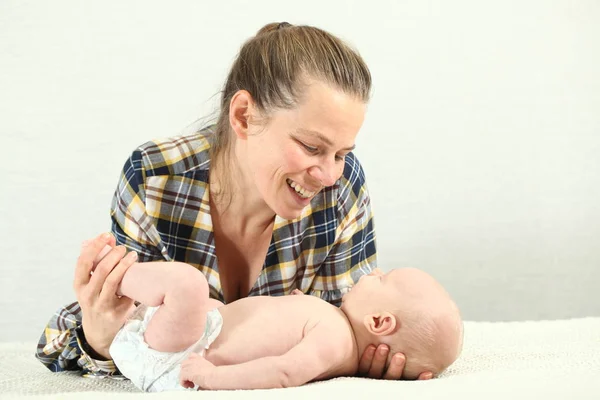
[209,22,372,206]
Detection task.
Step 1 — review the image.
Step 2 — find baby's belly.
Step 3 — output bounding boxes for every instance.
[202,295,325,366]
[203,320,304,366]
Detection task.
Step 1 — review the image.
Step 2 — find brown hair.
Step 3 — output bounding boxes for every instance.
[209,22,372,206]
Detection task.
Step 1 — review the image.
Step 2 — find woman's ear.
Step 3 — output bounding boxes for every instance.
[363,312,398,336]
[229,90,254,140]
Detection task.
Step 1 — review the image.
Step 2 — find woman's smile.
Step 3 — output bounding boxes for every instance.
[286,178,315,206]
[286,178,317,199]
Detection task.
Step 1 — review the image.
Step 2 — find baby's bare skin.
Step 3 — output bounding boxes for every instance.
[110,253,360,389]
[178,267,462,390]
[205,294,359,382]
[109,250,462,390]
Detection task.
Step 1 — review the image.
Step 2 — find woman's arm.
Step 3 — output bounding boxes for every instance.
[35,150,166,376]
[35,233,130,377]
[35,300,121,376]
[77,149,171,363]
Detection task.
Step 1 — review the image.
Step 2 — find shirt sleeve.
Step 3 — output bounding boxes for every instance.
[34,301,122,377]
[310,153,377,306]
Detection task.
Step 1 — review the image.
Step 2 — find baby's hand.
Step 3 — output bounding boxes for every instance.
[180,353,215,390]
[291,289,304,295]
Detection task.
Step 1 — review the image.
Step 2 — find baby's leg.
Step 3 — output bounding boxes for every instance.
[118,261,214,353]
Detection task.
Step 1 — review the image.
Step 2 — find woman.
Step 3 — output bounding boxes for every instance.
[36,22,433,381]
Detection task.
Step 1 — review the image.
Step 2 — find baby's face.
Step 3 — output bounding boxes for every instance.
[341,268,403,313]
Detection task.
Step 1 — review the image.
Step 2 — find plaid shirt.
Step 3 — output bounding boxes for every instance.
[35,125,377,377]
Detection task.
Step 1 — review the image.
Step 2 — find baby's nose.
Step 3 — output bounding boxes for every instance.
[370,268,383,276]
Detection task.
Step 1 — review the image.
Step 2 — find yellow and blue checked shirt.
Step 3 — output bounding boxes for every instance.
[35,125,377,377]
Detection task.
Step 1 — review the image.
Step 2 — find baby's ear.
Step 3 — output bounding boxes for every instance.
[363,312,397,336]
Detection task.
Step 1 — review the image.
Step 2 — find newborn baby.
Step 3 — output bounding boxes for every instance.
[102,246,463,391]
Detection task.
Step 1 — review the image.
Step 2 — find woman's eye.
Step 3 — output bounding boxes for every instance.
[299,140,346,161]
[302,143,318,153]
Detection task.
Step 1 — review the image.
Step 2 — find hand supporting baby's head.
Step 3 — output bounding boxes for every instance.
[341,268,463,379]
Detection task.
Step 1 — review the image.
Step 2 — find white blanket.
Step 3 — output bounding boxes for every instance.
[1,318,599,400]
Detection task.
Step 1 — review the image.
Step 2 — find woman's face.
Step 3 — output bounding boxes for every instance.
[244,81,366,220]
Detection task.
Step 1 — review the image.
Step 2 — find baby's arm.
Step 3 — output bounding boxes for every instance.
[180,322,348,390]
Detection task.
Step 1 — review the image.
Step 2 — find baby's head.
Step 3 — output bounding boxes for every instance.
[341,268,463,379]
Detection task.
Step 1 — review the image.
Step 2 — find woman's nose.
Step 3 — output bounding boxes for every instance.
[308,158,343,187]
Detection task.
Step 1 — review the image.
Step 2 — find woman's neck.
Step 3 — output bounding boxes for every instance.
[209,146,276,236]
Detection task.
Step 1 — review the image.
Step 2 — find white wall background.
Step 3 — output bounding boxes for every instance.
[1,0,599,342]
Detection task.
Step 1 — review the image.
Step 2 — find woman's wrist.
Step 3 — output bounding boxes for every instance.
[76,326,111,360]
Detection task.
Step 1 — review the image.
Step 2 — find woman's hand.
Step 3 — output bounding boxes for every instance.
[357,344,433,380]
[73,233,138,359]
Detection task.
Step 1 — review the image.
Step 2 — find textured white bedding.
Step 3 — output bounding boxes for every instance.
[1,318,599,400]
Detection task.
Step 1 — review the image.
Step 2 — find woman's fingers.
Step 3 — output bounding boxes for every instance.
[99,250,137,302]
[73,233,112,292]
[356,344,390,379]
[81,237,115,266]
[357,345,376,376]
[418,371,433,380]
[88,245,127,297]
[358,347,416,381]
[95,245,114,266]
[366,344,389,378]
[382,353,405,380]
[107,233,116,248]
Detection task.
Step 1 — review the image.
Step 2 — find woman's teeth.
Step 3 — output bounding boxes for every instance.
[286,179,316,199]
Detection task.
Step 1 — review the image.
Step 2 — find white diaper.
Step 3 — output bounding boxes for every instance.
[109,305,223,392]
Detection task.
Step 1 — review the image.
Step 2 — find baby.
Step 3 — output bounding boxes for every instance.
[100,247,463,391]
